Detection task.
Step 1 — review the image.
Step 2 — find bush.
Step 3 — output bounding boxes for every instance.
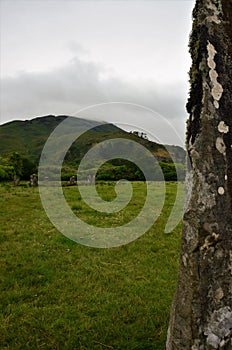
[0,165,15,181]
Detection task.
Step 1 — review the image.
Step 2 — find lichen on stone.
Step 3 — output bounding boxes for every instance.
[216,137,226,154]
[204,307,232,349]
[207,41,223,108]
[218,121,229,134]
[206,0,221,24]
[218,186,225,195]
[195,170,216,209]
[215,287,224,303]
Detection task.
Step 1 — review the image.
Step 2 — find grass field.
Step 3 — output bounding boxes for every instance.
[0,181,182,350]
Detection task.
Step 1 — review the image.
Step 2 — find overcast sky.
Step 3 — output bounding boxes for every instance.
[0,0,195,146]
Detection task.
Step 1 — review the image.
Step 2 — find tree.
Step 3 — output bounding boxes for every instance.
[166,0,232,349]
[0,156,15,181]
[21,157,37,179]
[7,152,23,177]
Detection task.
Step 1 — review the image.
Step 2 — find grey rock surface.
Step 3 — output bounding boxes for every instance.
[166,0,232,349]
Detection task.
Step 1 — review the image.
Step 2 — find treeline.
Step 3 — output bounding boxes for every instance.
[62,160,186,182]
[0,152,185,182]
[95,160,185,182]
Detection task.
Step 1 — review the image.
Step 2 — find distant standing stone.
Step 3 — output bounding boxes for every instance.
[69,176,76,186]
[29,174,38,187]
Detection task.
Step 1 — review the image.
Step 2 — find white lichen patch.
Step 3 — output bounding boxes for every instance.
[207,57,216,70]
[212,232,220,240]
[218,121,229,134]
[215,287,224,303]
[216,137,226,154]
[218,187,225,195]
[204,307,232,349]
[215,249,224,259]
[207,42,223,109]
[201,232,219,252]
[184,220,198,247]
[206,1,221,24]
[201,237,212,251]
[191,340,203,350]
[209,69,218,82]
[196,170,216,210]
[225,175,228,181]
[182,253,188,267]
[207,43,217,68]
[212,83,223,101]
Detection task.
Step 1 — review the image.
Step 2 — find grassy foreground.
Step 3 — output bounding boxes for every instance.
[0,182,182,350]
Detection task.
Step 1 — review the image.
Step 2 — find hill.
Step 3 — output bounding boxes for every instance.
[0,115,118,162]
[0,115,186,181]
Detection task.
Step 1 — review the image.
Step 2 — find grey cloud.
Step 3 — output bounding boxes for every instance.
[0,56,188,145]
[66,42,89,56]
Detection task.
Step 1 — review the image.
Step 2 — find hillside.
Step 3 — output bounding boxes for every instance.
[0,115,120,162]
[0,115,185,162]
[0,115,186,181]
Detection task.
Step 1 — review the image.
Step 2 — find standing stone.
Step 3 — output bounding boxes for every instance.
[29,174,38,187]
[13,175,20,186]
[69,176,76,186]
[166,1,232,349]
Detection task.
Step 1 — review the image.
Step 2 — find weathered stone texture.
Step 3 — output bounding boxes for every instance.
[166,0,232,349]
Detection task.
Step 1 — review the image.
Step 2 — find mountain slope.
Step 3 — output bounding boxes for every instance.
[0,115,186,167]
[0,115,119,162]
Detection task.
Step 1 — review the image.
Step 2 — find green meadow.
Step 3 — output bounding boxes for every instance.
[0,181,182,350]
